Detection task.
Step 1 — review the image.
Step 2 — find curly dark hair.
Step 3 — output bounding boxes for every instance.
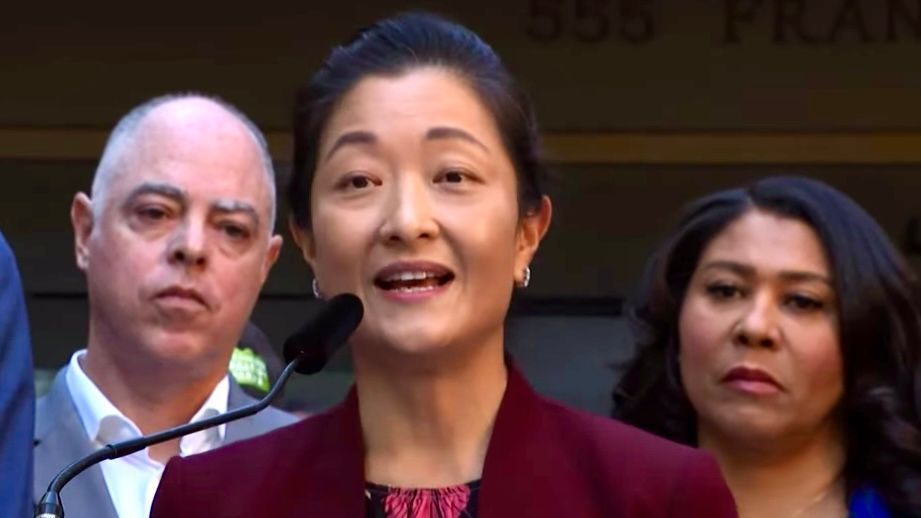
[289,11,548,231]
[612,176,921,516]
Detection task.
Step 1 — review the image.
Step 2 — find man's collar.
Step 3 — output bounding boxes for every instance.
[65,349,230,459]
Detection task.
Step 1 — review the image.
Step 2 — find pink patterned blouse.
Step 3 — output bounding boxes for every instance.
[365,480,480,518]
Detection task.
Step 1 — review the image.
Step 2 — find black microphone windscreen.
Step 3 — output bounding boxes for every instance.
[282,293,363,374]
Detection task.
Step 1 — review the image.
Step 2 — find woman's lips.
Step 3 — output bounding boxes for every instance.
[721,366,783,395]
[373,260,455,302]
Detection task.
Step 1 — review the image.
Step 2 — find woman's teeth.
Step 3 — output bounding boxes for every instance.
[383,271,440,282]
[377,270,452,291]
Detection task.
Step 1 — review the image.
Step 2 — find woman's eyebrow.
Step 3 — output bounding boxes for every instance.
[700,260,832,285]
[425,126,489,154]
[699,260,753,277]
[324,130,377,162]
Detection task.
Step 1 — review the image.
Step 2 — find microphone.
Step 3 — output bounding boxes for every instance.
[283,292,363,374]
[35,293,363,518]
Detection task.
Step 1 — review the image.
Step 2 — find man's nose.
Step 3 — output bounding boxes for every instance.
[168,219,208,268]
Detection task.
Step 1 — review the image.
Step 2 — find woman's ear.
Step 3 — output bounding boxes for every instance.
[514,196,552,284]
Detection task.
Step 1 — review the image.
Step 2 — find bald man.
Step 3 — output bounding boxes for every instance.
[33,94,297,518]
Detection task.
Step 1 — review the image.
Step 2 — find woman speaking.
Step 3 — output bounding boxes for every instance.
[151,12,736,517]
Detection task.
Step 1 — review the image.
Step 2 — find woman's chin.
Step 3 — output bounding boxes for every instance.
[701,409,795,448]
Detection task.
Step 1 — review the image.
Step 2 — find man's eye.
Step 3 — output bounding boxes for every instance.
[221,223,250,240]
[137,206,169,221]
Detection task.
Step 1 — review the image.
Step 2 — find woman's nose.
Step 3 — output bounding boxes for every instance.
[733,293,779,349]
[378,177,439,245]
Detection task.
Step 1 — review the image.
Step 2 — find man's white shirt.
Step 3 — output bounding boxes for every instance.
[65,350,229,518]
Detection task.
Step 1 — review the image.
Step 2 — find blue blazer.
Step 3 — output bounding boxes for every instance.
[0,232,34,518]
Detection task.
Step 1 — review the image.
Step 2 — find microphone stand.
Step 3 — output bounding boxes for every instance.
[34,354,304,518]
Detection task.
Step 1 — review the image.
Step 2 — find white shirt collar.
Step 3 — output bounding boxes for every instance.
[65,349,229,460]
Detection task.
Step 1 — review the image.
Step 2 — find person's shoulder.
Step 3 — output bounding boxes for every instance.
[849,486,892,518]
[538,395,700,467]
[0,231,21,286]
[153,403,341,517]
[0,231,25,315]
[35,368,69,431]
[258,404,300,427]
[0,230,13,262]
[35,385,56,424]
[181,402,337,472]
[230,386,300,431]
[536,395,736,516]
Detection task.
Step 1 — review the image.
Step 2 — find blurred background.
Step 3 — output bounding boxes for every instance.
[5,0,921,414]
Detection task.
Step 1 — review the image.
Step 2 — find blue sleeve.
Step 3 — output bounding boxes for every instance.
[849,486,891,518]
[0,232,34,517]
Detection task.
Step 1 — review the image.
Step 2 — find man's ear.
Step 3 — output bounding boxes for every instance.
[261,234,284,281]
[288,216,317,270]
[71,192,94,272]
[514,196,553,285]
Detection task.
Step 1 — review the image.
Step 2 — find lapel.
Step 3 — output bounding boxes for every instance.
[301,387,367,516]
[33,368,119,518]
[478,364,574,518]
[299,364,560,517]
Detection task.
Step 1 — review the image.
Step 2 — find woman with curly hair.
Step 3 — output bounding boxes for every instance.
[613,176,921,517]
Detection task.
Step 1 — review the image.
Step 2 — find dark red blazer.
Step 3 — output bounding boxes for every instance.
[151,365,736,517]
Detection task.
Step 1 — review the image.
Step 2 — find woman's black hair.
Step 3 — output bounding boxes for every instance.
[289,11,547,230]
[613,176,921,516]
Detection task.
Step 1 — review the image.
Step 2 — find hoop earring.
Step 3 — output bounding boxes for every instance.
[312,278,323,299]
[517,266,531,288]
